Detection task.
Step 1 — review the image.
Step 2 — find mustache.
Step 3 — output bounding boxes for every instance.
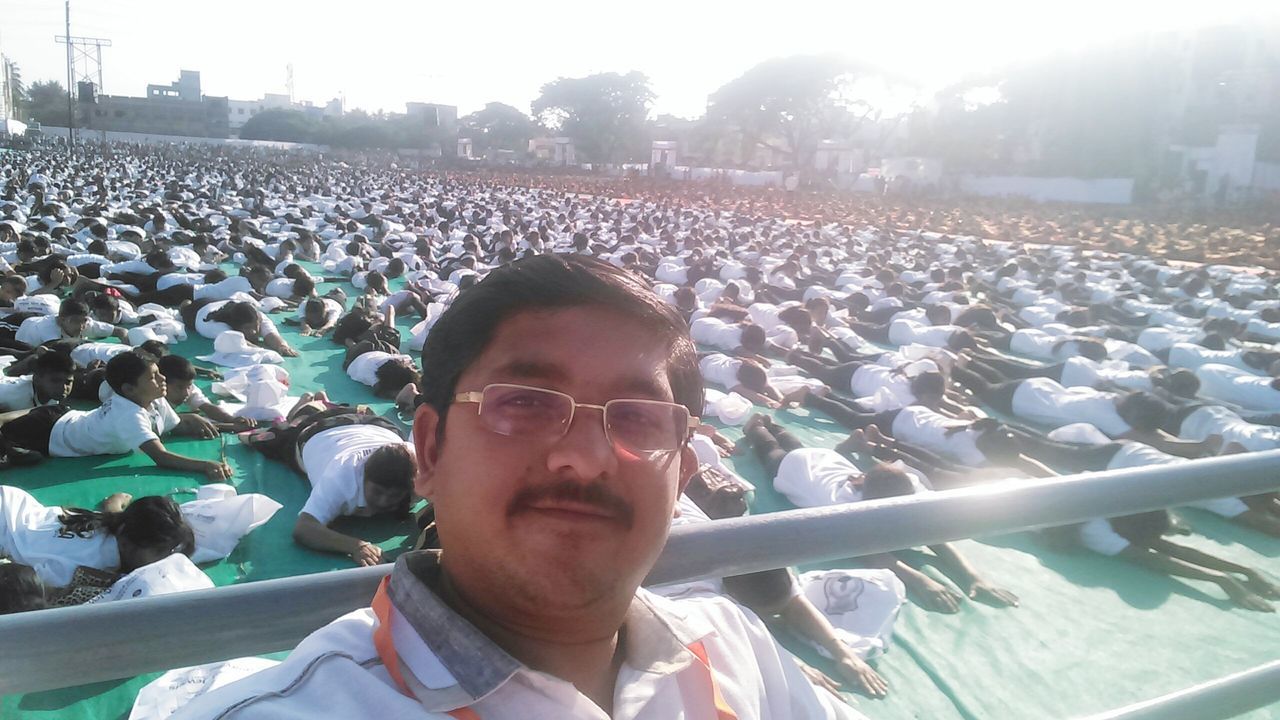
[507,477,634,527]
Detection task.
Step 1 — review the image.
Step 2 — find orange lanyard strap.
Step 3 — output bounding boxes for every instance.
[373,577,736,720]
[687,640,740,720]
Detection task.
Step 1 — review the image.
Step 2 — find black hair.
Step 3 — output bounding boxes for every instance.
[1163,369,1200,399]
[362,444,417,518]
[1116,392,1174,433]
[157,354,197,382]
[104,350,155,395]
[138,339,170,358]
[374,358,421,398]
[58,496,195,563]
[293,274,316,298]
[862,463,917,501]
[33,350,75,377]
[385,258,406,278]
[910,371,946,399]
[0,564,47,615]
[740,324,766,350]
[1109,510,1171,546]
[89,292,120,312]
[58,298,90,318]
[210,301,259,334]
[420,255,701,431]
[736,360,769,392]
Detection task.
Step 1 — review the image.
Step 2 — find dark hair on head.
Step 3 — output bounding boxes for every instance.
[1116,391,1173,433]
[374,358,420,397]
[863,463,917,501]
[946,330,977,351]
[1058,337,1106,362]
[721,568,797,614]
[910,371,946,399]
[777,306,812,331]
[203,268,228,284]
[157,354,197,382]
[145,249,175,269]
[736,359,769,392]
[1164,369,1200,399]
[924,305,951,325]
[58,495,194,560]
[362,444,417,518]
[0,564,47,615]
[59,298,90,319]
[420,255,702,429]
[89,292,120,312]
[33,350,75,377]
[1199,333,1226,351]
[211,301,259,333]
[1109,510,1171,546]
[104,350,155,395]
[385,258,406,278]
[740,324,766,350]
[366,270,388,292]
[293,274,316,297]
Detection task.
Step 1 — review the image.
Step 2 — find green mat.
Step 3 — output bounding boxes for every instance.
[3,269,1279,719]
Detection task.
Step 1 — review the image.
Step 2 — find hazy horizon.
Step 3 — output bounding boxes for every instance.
[2,0,1276,119]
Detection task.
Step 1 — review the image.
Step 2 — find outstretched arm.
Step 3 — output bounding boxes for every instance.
[927,542,1019,607]
[292,512,383,566]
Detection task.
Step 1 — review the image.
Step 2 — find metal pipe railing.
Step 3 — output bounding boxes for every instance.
[1,450,1279,696]
[1081,659,1280,720]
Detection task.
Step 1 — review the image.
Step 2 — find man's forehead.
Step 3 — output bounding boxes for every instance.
[469,308,676,399]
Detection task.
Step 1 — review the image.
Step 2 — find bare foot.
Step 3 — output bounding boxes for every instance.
[836,428,871,456]
[780,386,811,408]
[865,424,889,447]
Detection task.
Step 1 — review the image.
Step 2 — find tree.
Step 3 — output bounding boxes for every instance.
[4,60,26,117]
[706,54,877,170]
[461,102,538,153]
[239,109,317,143]
[532,72,654,163]
[25,80,71,127]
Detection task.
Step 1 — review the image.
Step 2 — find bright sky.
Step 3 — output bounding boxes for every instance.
[1,0,1276,119]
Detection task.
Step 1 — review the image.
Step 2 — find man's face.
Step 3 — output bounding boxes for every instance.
[58,314,90,338]
[34,371,73,404]
[414,306,696,615]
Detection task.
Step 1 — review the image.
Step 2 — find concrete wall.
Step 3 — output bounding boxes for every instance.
[959,175,1134,204]
[1254,162,1280,192]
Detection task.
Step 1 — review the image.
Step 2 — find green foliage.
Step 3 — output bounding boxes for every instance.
[706,54,873,168]
[460,102,538,153]
[25,80,71,127]
[532,72,654,163]
[239,109,316,143]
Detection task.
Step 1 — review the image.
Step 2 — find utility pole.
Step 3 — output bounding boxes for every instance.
[64,0,73,155]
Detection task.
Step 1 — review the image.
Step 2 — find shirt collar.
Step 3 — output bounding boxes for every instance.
[385,551,711,713]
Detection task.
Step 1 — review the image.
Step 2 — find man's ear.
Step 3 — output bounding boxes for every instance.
[412,403,443,500]
[675,444,698,498]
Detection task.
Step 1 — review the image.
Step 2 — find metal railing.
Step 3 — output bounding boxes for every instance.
[2,450,1280,718]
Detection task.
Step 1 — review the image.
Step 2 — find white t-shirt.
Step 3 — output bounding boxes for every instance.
[0,485,120,586]
[265,278,296,299]
[194,300,278,340]
[887,319,957,348]
[773,448,862,508]
[49,395,180,457]
[15,315,116,346]
[347,351,413,387]
[70,341,134,367]
[0,375,39,411]
[1059,356,1154,392]
[1010,378,1132,437]
[890,406,987,467]
[1105,443,1248,520]
[1167,343,1256,374]
[1194,364,1280,411]
[699,354,744,390]
[299,426,413,525]
[194,276,255,302]
[1180,405,1280,452]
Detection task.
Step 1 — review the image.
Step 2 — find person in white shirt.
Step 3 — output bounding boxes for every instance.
[15,298,128,347]
[173,255,861,720]
[0,486,195,589]
[0,351,231,480]
[0,350,75,411]
[344,341,421,399]
[743,414,1018,615]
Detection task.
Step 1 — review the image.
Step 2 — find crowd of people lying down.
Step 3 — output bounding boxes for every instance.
[0,141,1277,708]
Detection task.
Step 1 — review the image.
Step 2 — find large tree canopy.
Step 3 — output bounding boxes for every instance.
[706,54,876,170]
[25,80,71,127]
[532,71,653,163]
[460,102,538,153]
[239,109,316,143]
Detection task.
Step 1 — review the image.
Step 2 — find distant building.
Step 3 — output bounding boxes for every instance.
[79,70,229,138]
[529,137,576,166]
[405,102,458,134]
[228,94,344,136]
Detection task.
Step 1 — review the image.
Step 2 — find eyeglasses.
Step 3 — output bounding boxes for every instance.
[454,383,699,456]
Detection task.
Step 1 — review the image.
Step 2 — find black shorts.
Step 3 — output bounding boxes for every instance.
[2,405,70,456]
